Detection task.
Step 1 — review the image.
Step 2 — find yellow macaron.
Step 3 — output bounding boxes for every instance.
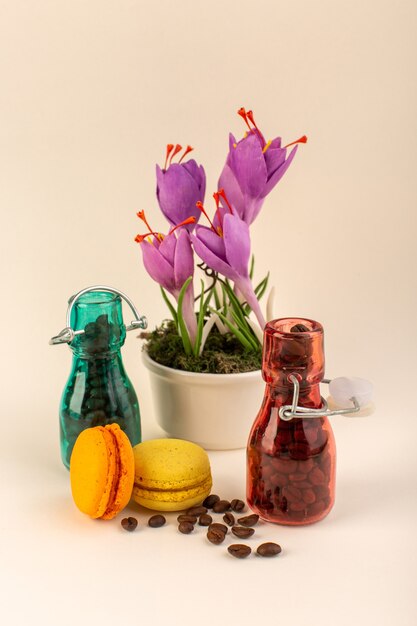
[70,423,135,520]
[132,438,212,511]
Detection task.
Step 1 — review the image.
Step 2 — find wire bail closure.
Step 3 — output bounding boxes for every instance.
[278,375,361,421]
[49,285,148,346]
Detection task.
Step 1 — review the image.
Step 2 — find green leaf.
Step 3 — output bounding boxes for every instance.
[230,311,259,350]
[209,307,254,351]
[249,254,255,280]
[243,272,269,315]
[177,277,193,355]
[255,271,270,300]
[194,282,217,356]
[222,280,247,324]
[213,284,221,309]
[160,287,178,327]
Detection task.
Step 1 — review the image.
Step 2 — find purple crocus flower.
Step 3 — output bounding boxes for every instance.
[191,204,266,329]
[156,144,206,232]
[135,213,197,343]
[218,108,307,225]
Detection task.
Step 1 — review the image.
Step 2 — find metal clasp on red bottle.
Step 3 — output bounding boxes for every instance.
[49,285,148,345]
[279,375,373,421]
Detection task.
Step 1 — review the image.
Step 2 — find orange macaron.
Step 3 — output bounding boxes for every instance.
[70,423,134,520]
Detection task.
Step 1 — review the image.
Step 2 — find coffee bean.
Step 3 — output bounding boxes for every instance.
[121,517,138,532]
[282,485,303,502]
[272,458,298,474]
[237,514,259,527]
[228,544,251,559]
[289,500,306,512]
[203,494,220,509]
[257,542,282,557]
[307,499,327,516]
[230,499,246,512]
[198,514,213,526]
[187,506,208,516]
[212,500,231,513]
[309,467,326,485]
[223,512,235,526]
[178,521,194,534]
[294,481,312,489]
[300,458,315,473]
[85,410,107,425]
[85,397,106,410]
[291,323,309,332]
[177,514,198,524]
[148,514,166,528]
[207,528,226,544]
[289,473,307,482]
[208,523,228,534]
[314,485,330,500]
[288,443,311,460]
[231,526,255,539]
[270,472,288,487]
[302,489,316,505]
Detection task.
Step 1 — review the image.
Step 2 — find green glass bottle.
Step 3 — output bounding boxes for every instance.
[54,288,145,469]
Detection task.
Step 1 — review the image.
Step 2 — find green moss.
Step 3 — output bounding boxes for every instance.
[140,321,262,374]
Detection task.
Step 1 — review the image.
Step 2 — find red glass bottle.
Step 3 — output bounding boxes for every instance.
[247,318,336,525]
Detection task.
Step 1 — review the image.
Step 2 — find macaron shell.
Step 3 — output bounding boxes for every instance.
[134,493,208,512]
[132,438,212,511]
[133,474,212,512]
[133,438,211,491]
[70,426,116,519]
[101,424,134,520]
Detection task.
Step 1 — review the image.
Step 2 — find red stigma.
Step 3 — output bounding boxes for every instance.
[197,201,216,232]
[217,189,233,215]
[168,144,182,166]
[212,192,223,228]
[178,145,194,164]
[169,216,196,235]
[283,135,308,149]
[135,230,161,244]
[164,144,174,170]
[238,107,252,133]
[246,110,266,144]
[136,210,153,234]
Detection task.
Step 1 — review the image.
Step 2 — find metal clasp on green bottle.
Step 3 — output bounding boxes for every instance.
[49,285,148,346]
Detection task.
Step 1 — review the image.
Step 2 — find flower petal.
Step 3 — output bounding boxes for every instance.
[235,276,266,329]
[218,163,246,220]
[140,240,175,292]
[229,133,267,201]
[194,225,227,261]
[263,146,286,178]
[262,145,298,197]
[156,163,204,229]
[222,214,251,278]
[158,233,176,266]
[191,234,238,281]
[228,132,237,152]
[269,137,282,149]
[173,229,194,289]
[240,197,264,227]
[182,159,206,194]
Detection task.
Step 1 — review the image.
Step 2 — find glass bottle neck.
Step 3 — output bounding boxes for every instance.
[266,381,322,410]
[69,291,126,357]
[70,347,123,360]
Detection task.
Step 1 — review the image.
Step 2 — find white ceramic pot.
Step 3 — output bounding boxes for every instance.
[142,351,264,450]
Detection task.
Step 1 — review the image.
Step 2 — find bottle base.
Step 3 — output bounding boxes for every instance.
[248,501,334,526]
